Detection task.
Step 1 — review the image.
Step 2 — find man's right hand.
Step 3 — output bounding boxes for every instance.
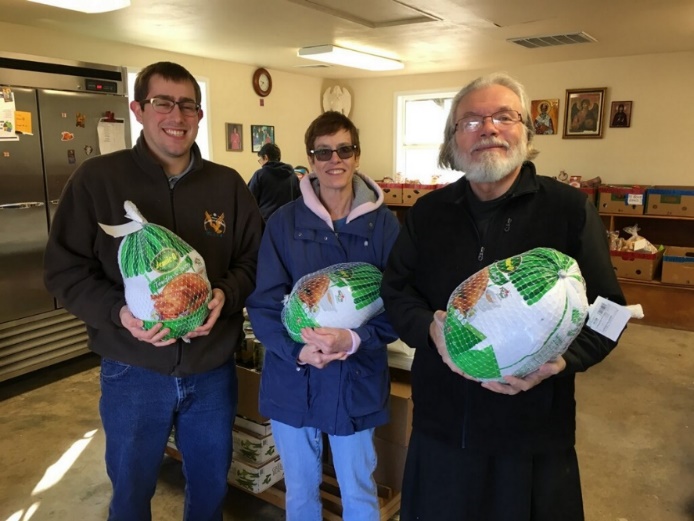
[119,306,176,347]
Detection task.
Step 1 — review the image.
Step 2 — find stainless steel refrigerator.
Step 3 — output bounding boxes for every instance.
[0,53,131,381]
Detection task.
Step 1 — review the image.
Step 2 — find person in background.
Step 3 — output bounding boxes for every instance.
[248,142,300,221]
[44,61,263,520]
[380,72,626,521]
[245,111,401,521]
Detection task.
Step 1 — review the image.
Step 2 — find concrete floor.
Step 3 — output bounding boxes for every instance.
[0,322,692,521]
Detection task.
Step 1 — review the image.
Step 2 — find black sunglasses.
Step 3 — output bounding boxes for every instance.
[309,144,358,162]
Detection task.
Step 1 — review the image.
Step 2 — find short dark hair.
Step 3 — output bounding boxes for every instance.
[258,143,281,161]
[304,111,360,157]
[134,62,201,107]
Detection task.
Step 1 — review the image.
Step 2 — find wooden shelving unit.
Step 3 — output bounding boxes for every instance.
[601,212,694,331]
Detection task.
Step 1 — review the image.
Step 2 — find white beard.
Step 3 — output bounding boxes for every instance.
[454,136,528,183]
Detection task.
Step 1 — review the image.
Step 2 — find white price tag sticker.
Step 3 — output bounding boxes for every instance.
[586,296,632,341]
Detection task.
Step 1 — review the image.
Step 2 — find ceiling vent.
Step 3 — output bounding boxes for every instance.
[508,31,597,49]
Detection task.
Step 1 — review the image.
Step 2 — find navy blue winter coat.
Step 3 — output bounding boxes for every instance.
[246,173,400,435]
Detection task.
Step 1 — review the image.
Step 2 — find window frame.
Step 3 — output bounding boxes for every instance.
[394,89,458,184]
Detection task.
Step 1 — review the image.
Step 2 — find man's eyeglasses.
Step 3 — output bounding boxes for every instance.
[140,97,201,116]
[455,110,523,133]
[309,145,358,162]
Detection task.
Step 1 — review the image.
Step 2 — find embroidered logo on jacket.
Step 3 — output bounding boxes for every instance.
[204,211,226,236]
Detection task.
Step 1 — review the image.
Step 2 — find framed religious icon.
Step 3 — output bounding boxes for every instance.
[563,88,607,139]
[609,101,632,128]
[251,124,275,153]
[225,123,243,151]
[530,99,559,136]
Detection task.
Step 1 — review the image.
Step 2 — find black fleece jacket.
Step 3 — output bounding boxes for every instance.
[381,162,625,453]
[44,136,263,376]
[248,161,300,221]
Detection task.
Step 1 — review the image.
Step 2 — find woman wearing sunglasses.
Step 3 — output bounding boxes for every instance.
[246,111,400,521]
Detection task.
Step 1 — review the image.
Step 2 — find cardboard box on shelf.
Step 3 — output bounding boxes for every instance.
[232,426,278,465]
[646,186,694,217]
[234,415,272,437]
[378,182,403,205]
[401,183,443,206]
[375,381,413,447]
[598,185,647,215]
[610,249,663,281]
[229,455,284,494]
[236,366,268,424]
[577,186,597,206]
[661,246,694,285]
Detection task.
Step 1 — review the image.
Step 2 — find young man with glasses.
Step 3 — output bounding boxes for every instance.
[381,73,625,521]
[44,61,263,520]
[246,111,400,521]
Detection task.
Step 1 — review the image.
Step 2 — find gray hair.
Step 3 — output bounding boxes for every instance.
[438,72,538,169]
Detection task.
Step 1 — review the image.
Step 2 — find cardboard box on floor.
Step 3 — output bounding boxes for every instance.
[236,366,268,424]
[234,415,272,437]
[375,381,413,447]
[229,455,284,494]
[374,437,407,494]
[232,426,278,466]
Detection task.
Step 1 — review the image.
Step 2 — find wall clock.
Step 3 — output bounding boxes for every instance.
[252,68,272,97]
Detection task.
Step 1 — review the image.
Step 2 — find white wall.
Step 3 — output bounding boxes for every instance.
[3,20,691,187]
[345,52,694,186]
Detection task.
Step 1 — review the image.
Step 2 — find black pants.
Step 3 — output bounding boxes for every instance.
[400,431,584,521]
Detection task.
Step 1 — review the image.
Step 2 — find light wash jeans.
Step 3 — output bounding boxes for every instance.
[270,420,379,521]
[99,358,237,521]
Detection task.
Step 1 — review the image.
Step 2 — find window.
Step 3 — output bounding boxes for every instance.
[395,91,462,184]
[127,69,211,160]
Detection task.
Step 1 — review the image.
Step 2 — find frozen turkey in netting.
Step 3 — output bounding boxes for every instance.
[444,247,589,381]
[282,262,384,342]
[99,201,212,340]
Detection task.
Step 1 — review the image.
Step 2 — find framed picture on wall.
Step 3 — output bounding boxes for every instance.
[225,123,243,151]
[562,88,606,139]
[530,99,559,135]
[609,101,632,128]
[251,124,274,153]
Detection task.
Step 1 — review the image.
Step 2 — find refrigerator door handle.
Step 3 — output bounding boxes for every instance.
[0,202,46,209]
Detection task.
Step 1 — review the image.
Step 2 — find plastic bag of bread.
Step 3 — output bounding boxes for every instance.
[282,262,384,342]
[99,201,212,340]
[444,247,588,381]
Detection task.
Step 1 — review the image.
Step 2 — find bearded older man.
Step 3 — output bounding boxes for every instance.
[381,73,625,521]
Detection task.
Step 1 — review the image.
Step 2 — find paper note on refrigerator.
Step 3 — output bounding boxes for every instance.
[0,88,19,142]
[97,118,127,154]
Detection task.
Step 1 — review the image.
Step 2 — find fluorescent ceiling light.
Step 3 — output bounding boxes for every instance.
[28,0,130,13]
[298,45,403,71]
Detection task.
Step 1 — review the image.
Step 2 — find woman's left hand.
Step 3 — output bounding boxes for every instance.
[301,327,352,355]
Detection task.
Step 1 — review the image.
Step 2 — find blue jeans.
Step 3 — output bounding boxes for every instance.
[99,358,237,521]
[271,420,379,521]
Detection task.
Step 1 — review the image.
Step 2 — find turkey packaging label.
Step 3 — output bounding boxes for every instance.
[282,262,384,342]
[444,248,589,381]
[99,201,212,340]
